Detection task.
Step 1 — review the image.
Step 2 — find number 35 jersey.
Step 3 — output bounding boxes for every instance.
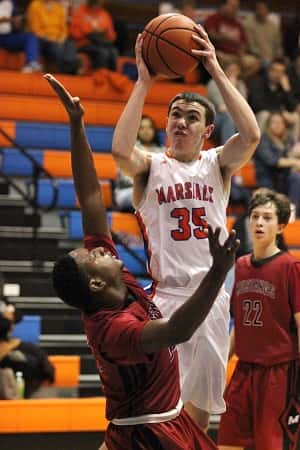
[136,149,229,295]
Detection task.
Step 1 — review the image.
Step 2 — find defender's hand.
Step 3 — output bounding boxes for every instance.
[208,226,239,273]
[44,73,84,122]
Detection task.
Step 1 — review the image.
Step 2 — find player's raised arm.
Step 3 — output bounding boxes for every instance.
[44,74,110,238]
[141,227,240,353]
[192,25,260,180]
[111,34,154,177]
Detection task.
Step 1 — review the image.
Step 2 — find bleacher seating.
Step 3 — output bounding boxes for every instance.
[12,315,41,344]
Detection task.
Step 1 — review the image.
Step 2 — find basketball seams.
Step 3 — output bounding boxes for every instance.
[143,14,179,70]
[142,13,201,77]
[144,28,200,62]
[154,39,182,77]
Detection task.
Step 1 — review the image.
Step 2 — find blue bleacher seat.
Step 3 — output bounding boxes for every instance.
[12,315,41,344]
[64,210,112,240]
[15,123,114,152]
[36,179,76,208]
[11,122,165,152]
[1,149,43,176]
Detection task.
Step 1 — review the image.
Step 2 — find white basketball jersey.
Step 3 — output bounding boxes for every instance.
[136,149,229,296]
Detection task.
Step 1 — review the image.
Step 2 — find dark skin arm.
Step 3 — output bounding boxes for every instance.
[141,227,239,353]
[44,74,111,238]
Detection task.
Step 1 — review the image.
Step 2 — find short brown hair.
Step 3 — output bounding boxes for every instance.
[168,92,216,125]
[248,188,291,225]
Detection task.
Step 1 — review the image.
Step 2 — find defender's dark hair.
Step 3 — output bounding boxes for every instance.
[249,188,291,225]
[167,92,216,125]
[52,254,93,312]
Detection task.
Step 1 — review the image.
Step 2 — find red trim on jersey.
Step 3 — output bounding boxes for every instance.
[165,149,202,160]
[136,211,153,276]
[135,211,158,299]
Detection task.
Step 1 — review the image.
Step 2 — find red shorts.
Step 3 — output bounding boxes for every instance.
[105,409,217,449]
[218,360,300,450]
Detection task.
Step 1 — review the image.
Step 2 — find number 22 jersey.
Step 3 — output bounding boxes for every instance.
[232,251,300,365]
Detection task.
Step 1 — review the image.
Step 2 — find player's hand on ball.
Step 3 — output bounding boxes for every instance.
[135,34,155,85]
[44,73,84,121]
[208,226,239,273]
[191,25,220,74]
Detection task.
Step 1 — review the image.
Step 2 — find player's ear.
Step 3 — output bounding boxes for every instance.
[277,223,285,235]
[204,124,214,139]
[89,277,106,293]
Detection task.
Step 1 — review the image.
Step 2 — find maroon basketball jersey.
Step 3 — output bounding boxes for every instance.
[232,251,300,365]
[83,234,180,420]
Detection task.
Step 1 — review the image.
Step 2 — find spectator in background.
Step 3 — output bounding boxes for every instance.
[254,111,300,216]
[180,0,203,24]
[288,51,300,112]
[27,0,80,74]
[0,275,55,398]
[248,58,300,140]
[203,0,259,78]
[114,115,164,213]
[245,1,283,67]
[0,0,41,72]
[70,0,118,71]
[281,11,300,62]
[207,60,247,144]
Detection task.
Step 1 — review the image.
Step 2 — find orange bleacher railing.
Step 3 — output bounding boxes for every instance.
[43,151,117,180]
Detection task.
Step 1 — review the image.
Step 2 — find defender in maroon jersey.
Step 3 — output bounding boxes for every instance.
[218,188,300,450]
[44,74,239,449]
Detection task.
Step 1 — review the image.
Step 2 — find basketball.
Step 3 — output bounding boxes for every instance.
[142,13,201,78]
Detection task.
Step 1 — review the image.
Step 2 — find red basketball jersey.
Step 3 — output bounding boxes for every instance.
[232,251,300,365]
[83,234,180,420]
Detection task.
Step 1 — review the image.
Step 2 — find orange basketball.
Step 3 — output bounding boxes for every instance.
[142,13,201,79]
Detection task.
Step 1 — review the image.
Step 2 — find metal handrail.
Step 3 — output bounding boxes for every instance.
[0,127,58,211]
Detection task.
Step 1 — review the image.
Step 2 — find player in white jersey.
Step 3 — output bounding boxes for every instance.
[112,25,261,430]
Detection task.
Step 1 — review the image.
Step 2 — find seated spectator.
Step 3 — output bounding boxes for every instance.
[254,111,300,216]
[114,115,164,212]
[0,0,41,72]
[0,276,54,398]
[203,0,259,78]
[229,174,251,212]
[70,0,118,71]
[281,11,300,62]
[288,50,300,112]
[207,60,247,144]
[180,0,203,24]
[248,58,300,140]
[27,0,80,74]
[245,1,283,67]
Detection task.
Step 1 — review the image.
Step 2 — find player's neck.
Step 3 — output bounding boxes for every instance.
[168,147,202,162]
[252,241,280,261]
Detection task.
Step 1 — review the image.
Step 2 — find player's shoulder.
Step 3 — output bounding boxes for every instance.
[150,150,165,164]
[236,253,251,267]
[280,251,300,268]
[277,251,299,264]
[204,146,222,162]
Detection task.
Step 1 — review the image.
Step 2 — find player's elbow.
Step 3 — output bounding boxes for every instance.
[244,125,261,148]
[167,321,193,345]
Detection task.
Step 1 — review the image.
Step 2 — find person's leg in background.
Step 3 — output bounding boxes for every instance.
[0,32,40,71]
[288,171,300,216]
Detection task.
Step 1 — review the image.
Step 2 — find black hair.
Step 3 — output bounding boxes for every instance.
[52,254,94,312]
[138,115,161,146]
[269,57,287,67]
[167,92,216,125]
[248,188,291,225]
